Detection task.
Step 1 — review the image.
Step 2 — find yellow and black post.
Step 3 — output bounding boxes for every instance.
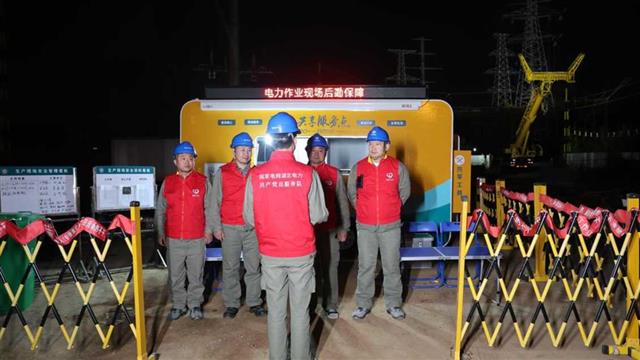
[130,201,154,360]
[533,183,548,281]
[495,179,506,229]
[454,196,469,360]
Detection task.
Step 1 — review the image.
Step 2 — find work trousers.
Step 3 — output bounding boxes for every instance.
[355,227,402,309]
[167,238,205,309]
[261,253,315,360]
[221,225,262,308]
[314,229,340,310]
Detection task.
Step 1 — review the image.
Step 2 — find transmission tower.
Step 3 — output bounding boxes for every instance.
[193,49,227,80]
[487,33,515,108]
[385,49,419,85]
[406,37,441,86]
[504,0,559,107]
[239,53,273,84]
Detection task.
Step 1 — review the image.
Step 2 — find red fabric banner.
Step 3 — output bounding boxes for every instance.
[107,214,134,235]
[539,193,634,238]
[512,210,546,237]
[480,183,496,193]
[53,217,107,245]
[500,189,534,203]
[467,209,502,238]
[0,219,48,245]
[0,217,116,246]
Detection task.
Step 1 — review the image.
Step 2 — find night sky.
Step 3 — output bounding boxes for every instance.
[5,1,640,162]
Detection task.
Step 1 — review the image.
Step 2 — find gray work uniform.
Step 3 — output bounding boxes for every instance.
[155,175,214,310]
[313,166,350,311]
[211,163,262,309]
[348,158,411,309]
[243,163,328,360]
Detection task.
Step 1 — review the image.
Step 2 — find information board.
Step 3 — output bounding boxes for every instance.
[452,150,471,214]
[0,166,79,215]
[94,166,156,211]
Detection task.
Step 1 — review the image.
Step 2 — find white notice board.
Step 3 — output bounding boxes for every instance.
[0,166,79,216]
[94,166,155,211]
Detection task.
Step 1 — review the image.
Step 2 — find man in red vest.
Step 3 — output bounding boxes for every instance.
[305,133,350,320]
[243,112,328,360]
[348,126,411,320]
[155,141,214,321]
[211,132,265,319]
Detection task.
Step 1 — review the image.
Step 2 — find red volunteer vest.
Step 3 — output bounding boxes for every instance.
[163,171,207,240]
[251,150,315,257]
[220,161,251,225]
[355,156,401,225]
[313,162,339,231]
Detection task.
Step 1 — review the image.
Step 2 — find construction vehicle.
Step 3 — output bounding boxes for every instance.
[506,53,585,167]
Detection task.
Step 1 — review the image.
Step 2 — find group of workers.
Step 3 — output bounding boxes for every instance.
[155,111,411,360]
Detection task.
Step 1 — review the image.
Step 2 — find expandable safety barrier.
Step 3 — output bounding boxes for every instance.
[455,189,640,359]
[477,180,497,222]
[0,203,151,359]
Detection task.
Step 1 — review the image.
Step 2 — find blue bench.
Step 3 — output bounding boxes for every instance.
[407,221,439,239]
[402,221,499,289]
[204,247,245,292]
[205,247,245,261]
[400,245,493,261]
[206,223,500,292]
[206,247,223,261]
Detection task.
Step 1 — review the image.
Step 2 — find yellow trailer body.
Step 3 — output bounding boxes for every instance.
[180,98,453,222]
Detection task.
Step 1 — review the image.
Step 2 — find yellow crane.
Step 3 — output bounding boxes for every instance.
[507,53,585,166]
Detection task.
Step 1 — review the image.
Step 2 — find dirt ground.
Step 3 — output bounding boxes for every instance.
[0,258,619,360]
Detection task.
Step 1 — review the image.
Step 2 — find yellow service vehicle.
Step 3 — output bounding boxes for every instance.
[180,86,454,222]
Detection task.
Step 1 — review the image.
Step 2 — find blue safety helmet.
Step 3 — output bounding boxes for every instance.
[230,132,254,148]
[306,133,329,151]
[366,126,390,143]
[267,112,300,135]
[173,141,197,158]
